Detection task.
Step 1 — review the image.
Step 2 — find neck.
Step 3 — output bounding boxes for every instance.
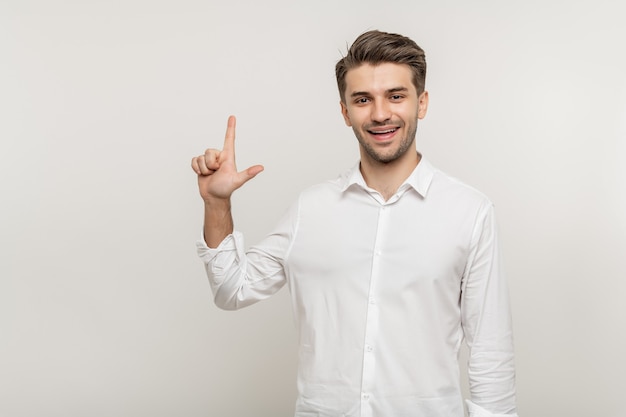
[360,151,421,201]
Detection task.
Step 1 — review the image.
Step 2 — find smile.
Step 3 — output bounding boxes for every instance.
[366,126,400,141]
[368,128,398,135]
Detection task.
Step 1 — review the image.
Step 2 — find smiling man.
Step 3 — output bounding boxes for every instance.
[340,61,428,200]
[191,30,518,417]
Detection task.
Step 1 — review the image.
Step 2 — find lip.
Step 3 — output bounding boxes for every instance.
[366,126,399,141]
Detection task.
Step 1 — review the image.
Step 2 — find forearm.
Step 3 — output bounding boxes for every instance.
[203,197,234,248]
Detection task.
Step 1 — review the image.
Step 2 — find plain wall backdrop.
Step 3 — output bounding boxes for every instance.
[1,1,625,416]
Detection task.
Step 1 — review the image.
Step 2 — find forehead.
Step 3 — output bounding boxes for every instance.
[344,62,415,95]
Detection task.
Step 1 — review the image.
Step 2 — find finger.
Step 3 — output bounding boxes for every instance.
[245,164,264,178]
[222,115,236,155]
[203,149,221,170]
[191,156,212,175]
[196,155,216,175]
[235,164,264,187]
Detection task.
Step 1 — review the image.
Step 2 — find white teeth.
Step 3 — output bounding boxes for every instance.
[371,128,396,134]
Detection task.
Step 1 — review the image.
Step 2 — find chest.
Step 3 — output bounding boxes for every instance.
[286,193,475,292]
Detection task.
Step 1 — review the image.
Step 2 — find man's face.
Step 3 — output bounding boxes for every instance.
[340,63,428,165]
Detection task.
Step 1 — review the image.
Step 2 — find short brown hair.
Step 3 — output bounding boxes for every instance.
[335,30,427,102]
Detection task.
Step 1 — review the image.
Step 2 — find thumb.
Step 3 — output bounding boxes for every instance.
[235,164,264,187]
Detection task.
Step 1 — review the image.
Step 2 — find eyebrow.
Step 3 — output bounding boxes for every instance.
[350,86,409,98]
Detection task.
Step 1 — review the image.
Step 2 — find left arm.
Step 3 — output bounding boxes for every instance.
[461,203,518,416]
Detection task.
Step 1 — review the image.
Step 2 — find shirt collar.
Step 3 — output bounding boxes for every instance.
[338,155,435,199]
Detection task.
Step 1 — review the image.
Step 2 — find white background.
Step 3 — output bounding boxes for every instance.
[1,1,625,416]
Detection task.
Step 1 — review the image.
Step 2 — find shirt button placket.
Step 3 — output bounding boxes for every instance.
[360,204,387,417]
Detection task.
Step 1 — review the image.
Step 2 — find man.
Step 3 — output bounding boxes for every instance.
[191,30,518,417]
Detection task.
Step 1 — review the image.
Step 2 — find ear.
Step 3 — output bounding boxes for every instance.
[340,101,352,127]
[417,91,429,119]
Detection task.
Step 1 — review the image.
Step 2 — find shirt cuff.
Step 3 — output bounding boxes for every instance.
[466,400,519,417]
[196,231,237,261]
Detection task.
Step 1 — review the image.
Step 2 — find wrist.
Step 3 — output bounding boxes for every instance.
[203,195,231,209]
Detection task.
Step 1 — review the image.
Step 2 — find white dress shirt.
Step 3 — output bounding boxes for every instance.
[197,157,518,417]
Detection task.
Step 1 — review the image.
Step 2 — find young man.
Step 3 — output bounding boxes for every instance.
[191,30,518,417]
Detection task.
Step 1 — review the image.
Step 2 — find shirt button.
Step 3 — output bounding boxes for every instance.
[362,393,370,400]
[366,345,373,352]
[369,297,375,304]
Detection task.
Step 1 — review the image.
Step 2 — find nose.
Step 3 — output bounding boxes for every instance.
[371,99,391,123]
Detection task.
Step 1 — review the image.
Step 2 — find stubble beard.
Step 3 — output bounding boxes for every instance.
[354,119,418,164]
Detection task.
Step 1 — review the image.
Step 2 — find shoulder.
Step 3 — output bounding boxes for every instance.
[427,162,494,211]
[298,165,355,198]
[291,166,363,216]
[297,177,344,204]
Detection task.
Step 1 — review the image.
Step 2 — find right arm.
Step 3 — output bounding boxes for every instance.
[192,116,289,309]
[190,115,264,248]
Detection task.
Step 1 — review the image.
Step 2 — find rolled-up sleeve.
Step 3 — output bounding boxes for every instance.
[466,400,519,417]
[461,203,518,416]
[196,201,298,311]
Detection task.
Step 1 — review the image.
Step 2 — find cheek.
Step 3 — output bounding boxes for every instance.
[406,105,422,121]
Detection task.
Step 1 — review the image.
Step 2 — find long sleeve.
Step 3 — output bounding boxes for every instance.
[461,203,518,416]
[196,200,299,310]
[193,161,519,415]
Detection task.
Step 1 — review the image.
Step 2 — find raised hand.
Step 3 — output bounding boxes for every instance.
[191,116,264,203]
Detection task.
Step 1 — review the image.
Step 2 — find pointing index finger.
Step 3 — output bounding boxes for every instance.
[223,115,236,153]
